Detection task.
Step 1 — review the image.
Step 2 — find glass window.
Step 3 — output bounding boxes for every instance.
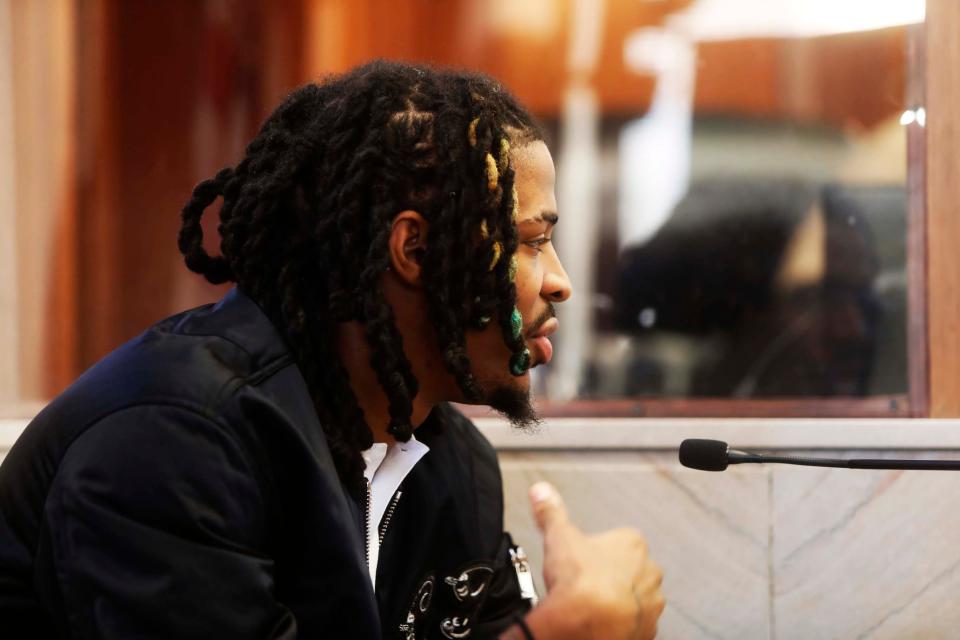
[531,3,923,410]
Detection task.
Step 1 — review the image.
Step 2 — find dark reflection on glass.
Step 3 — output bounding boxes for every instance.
[610,181,906,398]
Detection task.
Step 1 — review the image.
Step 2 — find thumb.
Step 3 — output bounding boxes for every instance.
[529,481,569,533]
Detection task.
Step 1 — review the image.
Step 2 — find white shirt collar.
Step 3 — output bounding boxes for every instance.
[360,432,430,587]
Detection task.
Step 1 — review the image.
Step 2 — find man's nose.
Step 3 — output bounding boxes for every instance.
[542,252,572,303]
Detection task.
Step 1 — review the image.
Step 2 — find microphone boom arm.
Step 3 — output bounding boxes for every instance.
[679,439,960,472]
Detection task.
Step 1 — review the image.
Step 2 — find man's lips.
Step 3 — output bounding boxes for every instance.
[528,318,559,366]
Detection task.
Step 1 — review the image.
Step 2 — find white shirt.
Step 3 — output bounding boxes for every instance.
[361,433,430,588]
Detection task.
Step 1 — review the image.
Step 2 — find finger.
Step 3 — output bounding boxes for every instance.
[632,592,665,640]
[634,567,663,596]
[644,561,663,588]
[529,481,569,533]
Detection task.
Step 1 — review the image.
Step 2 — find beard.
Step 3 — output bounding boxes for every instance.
[485,383,542,431]
[479,305,556,431]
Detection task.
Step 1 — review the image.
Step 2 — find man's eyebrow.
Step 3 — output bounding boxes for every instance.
[518,211,559,226]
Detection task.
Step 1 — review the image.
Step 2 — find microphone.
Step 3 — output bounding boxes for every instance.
[679,438,960,472]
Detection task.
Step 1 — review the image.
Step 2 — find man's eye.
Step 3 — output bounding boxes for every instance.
[523,238,551,252]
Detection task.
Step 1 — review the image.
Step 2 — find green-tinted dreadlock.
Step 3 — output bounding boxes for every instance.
[177,60,542,488]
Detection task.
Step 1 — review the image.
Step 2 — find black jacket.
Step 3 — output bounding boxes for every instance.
[0,288,528,639]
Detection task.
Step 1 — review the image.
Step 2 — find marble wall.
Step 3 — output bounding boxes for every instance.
[499,451,960,640]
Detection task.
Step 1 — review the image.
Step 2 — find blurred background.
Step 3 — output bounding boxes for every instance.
[0,0,925,410]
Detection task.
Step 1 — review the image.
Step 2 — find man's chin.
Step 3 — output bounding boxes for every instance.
[484,384,542,431]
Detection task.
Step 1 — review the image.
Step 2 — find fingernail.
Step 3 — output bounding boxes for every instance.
[530,482,553,504]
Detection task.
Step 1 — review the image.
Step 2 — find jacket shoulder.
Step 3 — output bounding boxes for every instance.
[41,289,292,429]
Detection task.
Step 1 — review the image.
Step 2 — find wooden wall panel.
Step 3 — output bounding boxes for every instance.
[0,0,18,404]
[75,0,120,372]
[303,0,906,126]
[70,0,304,377]
[695,38,782,119]
[9,0,78,400]
[113,1,209,342]
[696,28,906,129]
[926,0,960,417]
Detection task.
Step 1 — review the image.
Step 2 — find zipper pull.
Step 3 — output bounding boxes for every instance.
[509,545,539,606]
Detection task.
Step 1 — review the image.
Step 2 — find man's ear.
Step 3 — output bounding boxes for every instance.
[388,210,428,286]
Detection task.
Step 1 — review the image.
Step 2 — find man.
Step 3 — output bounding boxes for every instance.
[0,61,663,639]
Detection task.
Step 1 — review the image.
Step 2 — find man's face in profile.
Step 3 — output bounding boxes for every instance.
[464,140,572,428]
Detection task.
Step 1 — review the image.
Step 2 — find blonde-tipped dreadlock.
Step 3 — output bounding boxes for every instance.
[468,117,479,148]
[498,138,510,171]
[485,153,499,191]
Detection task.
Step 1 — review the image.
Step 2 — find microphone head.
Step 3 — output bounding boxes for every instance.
[679,439,730,471]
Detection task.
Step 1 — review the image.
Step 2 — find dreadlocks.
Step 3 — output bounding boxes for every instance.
[176,60,543,488]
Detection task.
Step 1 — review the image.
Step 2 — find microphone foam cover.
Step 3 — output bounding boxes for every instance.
[679,439,729,471]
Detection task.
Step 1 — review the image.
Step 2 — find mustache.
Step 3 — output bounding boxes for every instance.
[525,304,556,338]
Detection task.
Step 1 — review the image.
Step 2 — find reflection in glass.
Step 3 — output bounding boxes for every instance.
[538,1,921,401]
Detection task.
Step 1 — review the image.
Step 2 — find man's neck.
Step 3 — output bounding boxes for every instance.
[336,321,439,443]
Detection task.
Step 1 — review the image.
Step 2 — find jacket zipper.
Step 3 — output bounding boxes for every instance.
[365,485,404,569]
[379,490,403,545]
[364,480,372,568]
